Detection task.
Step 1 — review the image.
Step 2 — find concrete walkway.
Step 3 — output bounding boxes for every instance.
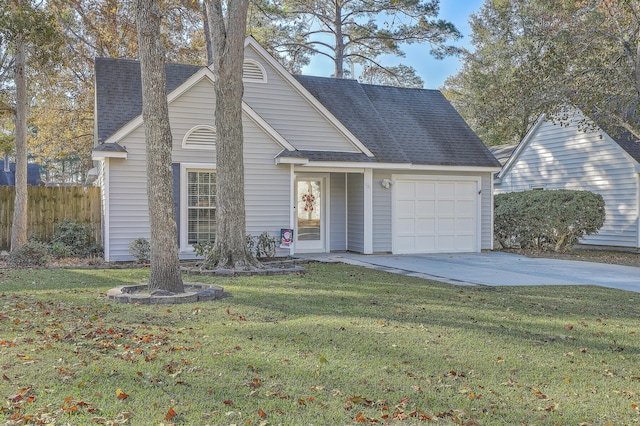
[297,251,640,292]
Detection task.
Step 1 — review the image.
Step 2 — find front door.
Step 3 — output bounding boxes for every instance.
[295,176,326,252]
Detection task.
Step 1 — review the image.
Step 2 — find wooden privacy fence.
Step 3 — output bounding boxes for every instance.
[0,186,101,250]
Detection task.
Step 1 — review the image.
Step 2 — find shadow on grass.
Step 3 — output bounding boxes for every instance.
[199,263,640,357]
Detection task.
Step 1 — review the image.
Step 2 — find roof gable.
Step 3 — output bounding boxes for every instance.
[95,58,295,152]
[95,58,201,143]
[499,110,640,180]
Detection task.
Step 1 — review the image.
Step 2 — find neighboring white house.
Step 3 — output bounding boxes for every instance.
[93,38,501,262]
[494,109,640,249]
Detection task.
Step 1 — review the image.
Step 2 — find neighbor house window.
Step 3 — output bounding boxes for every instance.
[187,170,216,244]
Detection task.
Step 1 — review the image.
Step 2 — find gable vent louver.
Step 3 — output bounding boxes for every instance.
[243,60,267,83]
[183,125,216,149]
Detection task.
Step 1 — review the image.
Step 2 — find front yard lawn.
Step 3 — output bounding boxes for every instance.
[1,263,639,425]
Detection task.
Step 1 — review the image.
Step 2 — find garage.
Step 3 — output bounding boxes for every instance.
[392,177,480,254]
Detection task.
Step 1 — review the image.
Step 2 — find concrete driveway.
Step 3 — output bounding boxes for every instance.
[299,251,640,292]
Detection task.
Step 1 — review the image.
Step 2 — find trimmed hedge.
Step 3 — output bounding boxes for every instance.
[495,189,605,252]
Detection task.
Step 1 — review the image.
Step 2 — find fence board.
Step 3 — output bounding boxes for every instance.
[0,186,101,250]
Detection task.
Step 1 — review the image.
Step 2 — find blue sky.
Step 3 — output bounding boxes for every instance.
[301,0,485,89]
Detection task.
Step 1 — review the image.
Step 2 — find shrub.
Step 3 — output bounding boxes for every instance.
[128,237,150,263]
[255,231,276,259]
[8,241,51,268]
[50,220,102,257]
[193,231,276,268]
[494,189,605,252]
[50,241,72,258]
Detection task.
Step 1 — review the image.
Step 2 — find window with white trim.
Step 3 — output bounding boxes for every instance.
[182,125,216,150]
[187,170,216,244]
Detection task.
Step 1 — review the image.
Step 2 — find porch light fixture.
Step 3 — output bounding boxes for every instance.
[381,179,393,189]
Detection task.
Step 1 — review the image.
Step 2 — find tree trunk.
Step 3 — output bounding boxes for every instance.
[334,1,344,78]
[11,25,28,252]
[135,0,184,292]
[204,0,260,270]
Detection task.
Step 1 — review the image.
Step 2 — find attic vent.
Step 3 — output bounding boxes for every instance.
[243,59,267,83]
[182,125,216,150]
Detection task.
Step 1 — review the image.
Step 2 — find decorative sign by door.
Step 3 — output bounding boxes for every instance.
[280,228,293,249]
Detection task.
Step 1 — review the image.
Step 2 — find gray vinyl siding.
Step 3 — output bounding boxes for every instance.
[372,170,392,252]
[330,173,347,251]
[496,118,639,248]
[372,170,494,253]
[480,172,494,250]
[347,173,364,252]
[104,127,149,261]
[104,77,290,261]
[243,45,361,153]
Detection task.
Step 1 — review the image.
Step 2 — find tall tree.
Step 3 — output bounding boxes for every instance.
[204,0,260,270]
[135,0,184,292]
[280,0,461,85]
[0,0,60,250]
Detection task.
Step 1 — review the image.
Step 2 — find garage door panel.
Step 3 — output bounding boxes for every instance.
[456,200,475,214]
[393,178,478,254]
[437,200,455,216]
[416,183,435,198]
[395,236,415,253]
[416,200,435,216]
[456,182,476,197]
[396,200,415,217]
[416,236,435,252]
[437,183,455,198]
[417,218,435,234]
[396,218,416,234]
[456,218,476,233]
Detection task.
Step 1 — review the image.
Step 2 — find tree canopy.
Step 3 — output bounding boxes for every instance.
[277,0,461,85]
[445,0,640,147]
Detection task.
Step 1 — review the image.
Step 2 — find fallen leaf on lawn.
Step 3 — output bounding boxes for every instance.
[223,399,233,405]
[165,407,177,421]
[258,408,267,418]
[116,388,129,400]
[533,390,548,399]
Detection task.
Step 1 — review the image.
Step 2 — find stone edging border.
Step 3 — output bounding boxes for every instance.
[106,283,224,304]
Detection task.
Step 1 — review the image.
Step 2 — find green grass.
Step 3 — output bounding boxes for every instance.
[1,264,640,425]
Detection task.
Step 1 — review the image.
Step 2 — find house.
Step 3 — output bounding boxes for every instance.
[0,160,43,186]
[93,38,501,262]
[494,109,640,249]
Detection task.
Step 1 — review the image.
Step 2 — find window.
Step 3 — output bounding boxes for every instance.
[187,170,216,244]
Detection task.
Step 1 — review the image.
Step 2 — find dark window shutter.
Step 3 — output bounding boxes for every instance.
[172,163,180,243]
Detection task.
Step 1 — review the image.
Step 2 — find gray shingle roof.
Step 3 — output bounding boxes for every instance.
[95,57,201,143]
[95,57,500,168]
[294,75,501,167]
[600,125,640,164]
[489,143,518,166]
[277,150,376,162]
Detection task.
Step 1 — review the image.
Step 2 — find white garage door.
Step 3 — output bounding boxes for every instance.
[393,178,479,254]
